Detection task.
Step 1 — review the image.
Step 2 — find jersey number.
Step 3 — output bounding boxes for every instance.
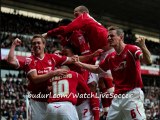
[83,109,88,117]
[52,80,69,96]
[130,109,136,118]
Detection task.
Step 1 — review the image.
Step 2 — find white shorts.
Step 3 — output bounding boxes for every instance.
[46,101,79,120]
[76,99,92,120]
[88,73,98,84]
[107,88,146,120]
[30,99,47,120]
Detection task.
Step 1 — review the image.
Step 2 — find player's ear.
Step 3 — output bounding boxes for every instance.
[120,34,124,41]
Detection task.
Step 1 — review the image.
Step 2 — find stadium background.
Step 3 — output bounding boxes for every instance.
[0,0,160,120]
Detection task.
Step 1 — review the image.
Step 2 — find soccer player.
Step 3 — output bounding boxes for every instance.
[74,26,152,120]
[46,65,99,120]
[7,35,75,120]
[61,44,99,120]
[42,5,110,53]
[42,6,114,116]
[56,18,91,55]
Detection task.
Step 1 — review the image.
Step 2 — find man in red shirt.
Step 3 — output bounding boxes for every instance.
[56,18,91,55]
[7,35,75,120]
[61,45,99,120]
[46,65,99,120]
[74,26,152,120]
[42,5,109,53]
[42,6,114,116]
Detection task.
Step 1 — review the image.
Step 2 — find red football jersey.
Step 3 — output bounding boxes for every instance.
[69,30,91,55]
[67,64,89,83]
[47,13,108,52]
[16,56,26,70]
[48,71,90,104]
[23,53,68,102]
[48,71,99,119]
[99,44,143,94]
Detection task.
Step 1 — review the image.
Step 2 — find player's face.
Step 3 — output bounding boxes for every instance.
[62,48,74,57]
[74,7,82,18]
[108,30,121,47]
[31,38,45,56]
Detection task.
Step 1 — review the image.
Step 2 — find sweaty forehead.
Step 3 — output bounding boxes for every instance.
[109,30,117,35]
[32,38,42,42]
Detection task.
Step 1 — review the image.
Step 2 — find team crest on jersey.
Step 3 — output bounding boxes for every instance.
[25,58,32,65]
[34,60,37,66]
[113,61,126,71]
[48,60,52,65]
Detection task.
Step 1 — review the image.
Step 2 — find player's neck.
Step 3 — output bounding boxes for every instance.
[115,42,126,55]
[35,52,45,59]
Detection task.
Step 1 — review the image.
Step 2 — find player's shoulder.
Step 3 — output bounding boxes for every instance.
[68,70,78,76]
[68,70,82,78]
[24,55,34,65]
[107,51,116,58]
[126,44,140,50]
[47,53,63,58]
[126,44,141,53]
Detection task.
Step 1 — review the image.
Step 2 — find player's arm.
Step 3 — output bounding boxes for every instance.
[88,81,97,92]
[7,38,22,68]
[27,69,68,84]
[42,15,84,38]
[78,49,103,62]
[42,26,66,38]
[73,56,103,73]
[135,37,152,65]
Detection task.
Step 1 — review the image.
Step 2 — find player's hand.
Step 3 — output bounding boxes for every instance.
[72,55,79,63]
[12,38,22,46]
[93,49,104,57]
[42,33,48,39]
[135,37,146,48]
[52,69,68,76]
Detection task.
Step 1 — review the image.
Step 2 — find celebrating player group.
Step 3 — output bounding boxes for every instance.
[7,5,152,120]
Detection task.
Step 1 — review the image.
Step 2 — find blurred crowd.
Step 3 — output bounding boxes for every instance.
[144,86,160,120]
[1,73,27,120]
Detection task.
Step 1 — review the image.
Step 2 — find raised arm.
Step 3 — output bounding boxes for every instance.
[7,38,22,68]
[135,37,152,65]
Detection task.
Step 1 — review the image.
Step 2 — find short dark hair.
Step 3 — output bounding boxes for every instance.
[31,34,46,44]
[108,26,124,36]
[63,43,80,55]
[78,5,89,13]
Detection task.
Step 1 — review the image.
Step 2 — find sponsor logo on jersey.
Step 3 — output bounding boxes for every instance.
[37,67,52,74]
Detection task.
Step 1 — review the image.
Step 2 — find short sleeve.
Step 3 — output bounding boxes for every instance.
[51,54,68,67]
[130,45,143,60]
[99,56,110,72]
[16,58,25,70]
[24,57,36,75]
